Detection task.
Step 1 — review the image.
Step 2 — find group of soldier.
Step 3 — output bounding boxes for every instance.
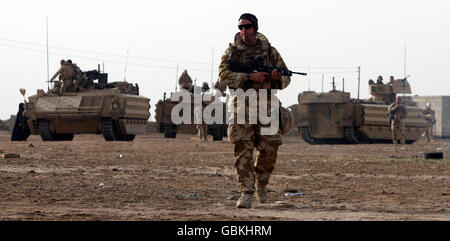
[368,75,396,85]
[388,96,436,145]
[46,13,436,210]
[367,75,436,144]
[178,69,228,142]
[178,70,209,141]
[174,13,289,208]
[50,59,91,95]
[177,13,438,209]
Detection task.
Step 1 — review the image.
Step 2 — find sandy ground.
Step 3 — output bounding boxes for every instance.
[0,132,449,221]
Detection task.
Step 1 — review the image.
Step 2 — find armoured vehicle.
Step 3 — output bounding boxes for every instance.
[155,87,227,141]
[21,69,150,141]
[298,78,428,144]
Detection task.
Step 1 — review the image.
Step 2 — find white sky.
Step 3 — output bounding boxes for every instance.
[1,0,449,120]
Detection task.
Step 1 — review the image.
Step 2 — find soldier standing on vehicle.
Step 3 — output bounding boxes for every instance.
[50,59,76,95]
[388,96,408,145]
[50,59,65,93]
[388,76,395,85]
[424,102,436,142]
[178,70,193,92]
[70,60,83,90]
[218,13,291,208]
[376,75,384,84]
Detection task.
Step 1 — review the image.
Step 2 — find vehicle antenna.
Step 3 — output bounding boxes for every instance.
[321,74,324,92]
[46,17,50,90]
[211,46,214,94]
[124,50,129,82]
[175,63,179,92]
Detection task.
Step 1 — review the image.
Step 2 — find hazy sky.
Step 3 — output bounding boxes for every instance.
[1,0,449,120]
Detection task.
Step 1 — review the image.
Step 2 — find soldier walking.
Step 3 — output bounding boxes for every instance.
[388,96,408,145]
[424,102,436,142]
[218,13,291,208]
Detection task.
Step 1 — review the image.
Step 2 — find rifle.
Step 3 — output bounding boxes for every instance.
[228,56,307,77]
[389,112,394,125]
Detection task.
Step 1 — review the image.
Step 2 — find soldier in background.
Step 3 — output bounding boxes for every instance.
[194,105,207,141]
[178,70,193,92]
[219,13,291,208]
[50,59,76,95]
[376,75,384,84]
[50,59,65,93]
[214,80,227,96]
[388,96,408,145]
[388,76,395,85]
[424,102,436,142]
[69,60,83,90]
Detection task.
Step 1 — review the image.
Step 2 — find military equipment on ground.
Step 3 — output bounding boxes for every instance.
[21,69,150,141]
[297,78,428,144]
[155,89,227,141]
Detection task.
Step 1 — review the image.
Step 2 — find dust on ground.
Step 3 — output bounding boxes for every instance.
[0,133,449,220]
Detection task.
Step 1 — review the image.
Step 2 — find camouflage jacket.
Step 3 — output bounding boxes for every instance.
[218,32,290,90]
[388,103,407,120]
[218,33,290,118]
[424,107,436,124]
[50,63,76,81]
[178,73,193,90]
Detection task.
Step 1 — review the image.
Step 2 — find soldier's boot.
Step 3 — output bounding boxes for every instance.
[255,183,268,204]
[236,193,253,208]
[400,139,406,145]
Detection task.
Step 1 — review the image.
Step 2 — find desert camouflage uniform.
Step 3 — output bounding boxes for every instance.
[388,102,407,144]
[50,63,76,95]
[214,80,227,96]
[194,105,208,141]
[424,107,436,142]
[178,72,193,92]
[218,32,291,194]
[71,63,83,89]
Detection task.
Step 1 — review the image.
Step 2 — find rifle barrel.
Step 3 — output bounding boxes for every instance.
[291,71,307,76]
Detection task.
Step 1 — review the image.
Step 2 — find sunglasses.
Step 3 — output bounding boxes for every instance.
[238,24,253,30]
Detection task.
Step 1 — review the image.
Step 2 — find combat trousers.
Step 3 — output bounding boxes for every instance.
[425,125,433,142]
[391,120,406,144]
[228,123,282,193]
[60,79,74,95]
[196,124,208,140]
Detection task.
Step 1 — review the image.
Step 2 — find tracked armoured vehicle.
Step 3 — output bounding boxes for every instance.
[21,69,150,141]
[297,78,428,144]
[155,87,227,141]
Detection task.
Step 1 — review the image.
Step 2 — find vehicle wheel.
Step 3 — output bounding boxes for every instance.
[38,119,55,141]
[210,127,223,141]
[344,127,363,144]
[164,124,177,138]
[101,118,118,141]
[300,126,318,144]
[222,124,228,137]
[158,122,165,133]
